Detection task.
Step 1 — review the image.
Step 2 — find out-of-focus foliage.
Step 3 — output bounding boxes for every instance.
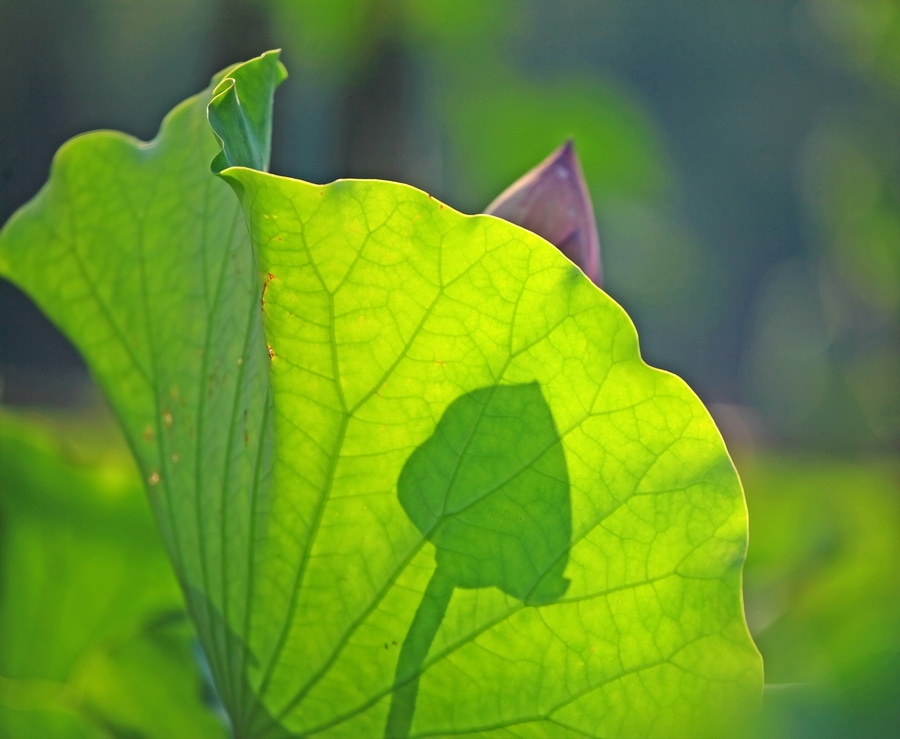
[443,77,667,211]
[806,0,900,93]
[741,454,900,738]
[741,0,900,450]
[0,410,223,739]
[804,123,899,315]
[262,0,667,204]
[799,122,899,442]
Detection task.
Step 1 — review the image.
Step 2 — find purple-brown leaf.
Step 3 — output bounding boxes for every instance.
[484,139,601,286]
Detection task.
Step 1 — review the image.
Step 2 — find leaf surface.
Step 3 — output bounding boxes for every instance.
[0,53,762,738]
[212,61,762,738]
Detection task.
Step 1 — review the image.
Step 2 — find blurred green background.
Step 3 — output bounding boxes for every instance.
[0,1,897,737]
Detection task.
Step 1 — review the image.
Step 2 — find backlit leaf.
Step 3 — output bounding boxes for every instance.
[0,52,761,738]
[212,57,761,738]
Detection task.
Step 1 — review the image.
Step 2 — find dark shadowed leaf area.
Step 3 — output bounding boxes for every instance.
[389,382,571,737]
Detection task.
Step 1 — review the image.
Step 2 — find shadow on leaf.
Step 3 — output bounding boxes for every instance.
[387,382,571,738]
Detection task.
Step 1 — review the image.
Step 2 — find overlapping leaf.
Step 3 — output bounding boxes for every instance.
[0,52,285,727]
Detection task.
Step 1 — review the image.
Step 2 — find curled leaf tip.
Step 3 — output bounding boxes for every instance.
[485,139,602,286]
[208,50,287,174]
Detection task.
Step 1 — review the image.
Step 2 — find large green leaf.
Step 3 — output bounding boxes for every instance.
[1,52,761,738]
[211,59,761,737]
[0,410,223,738]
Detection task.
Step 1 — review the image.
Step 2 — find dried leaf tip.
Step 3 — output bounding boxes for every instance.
[485,139,602,286]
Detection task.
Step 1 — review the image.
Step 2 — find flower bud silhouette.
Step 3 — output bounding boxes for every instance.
[485,140,602,286]
[386,382,571,738]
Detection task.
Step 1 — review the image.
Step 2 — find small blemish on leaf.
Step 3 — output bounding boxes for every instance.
[171,453,179,464]
[148,471,160,485]
[143,426,154,442]
[262,273,276,307]
[237,357,243,366]
[268,345,275,359]
[163,410,173,429]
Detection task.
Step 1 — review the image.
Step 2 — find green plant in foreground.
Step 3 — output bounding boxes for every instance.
[0,411,224,738]
[0,52,761,738]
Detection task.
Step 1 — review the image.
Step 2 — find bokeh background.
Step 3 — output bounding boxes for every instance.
[0,2,897,737]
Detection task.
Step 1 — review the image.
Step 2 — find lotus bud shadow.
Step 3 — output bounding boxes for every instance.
[386,382,571,738]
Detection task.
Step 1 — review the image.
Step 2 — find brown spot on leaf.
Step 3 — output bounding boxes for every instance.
[261,272,277,308]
